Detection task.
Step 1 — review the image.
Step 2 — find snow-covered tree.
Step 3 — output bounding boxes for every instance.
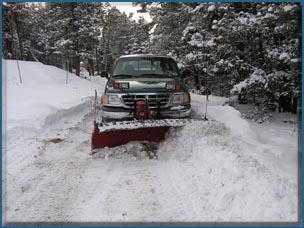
[148,2,190,57]
[101,6,151,71]
[2,2,300,113]
[2,2,34,60]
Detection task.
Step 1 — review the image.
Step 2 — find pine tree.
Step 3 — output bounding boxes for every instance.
[3,2,34,60]
[148,2,190,57]
[101,6,151,71]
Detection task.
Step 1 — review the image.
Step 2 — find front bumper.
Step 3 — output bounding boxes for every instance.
[101,104,191,121]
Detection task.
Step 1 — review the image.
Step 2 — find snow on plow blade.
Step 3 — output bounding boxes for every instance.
[91,119,197,149]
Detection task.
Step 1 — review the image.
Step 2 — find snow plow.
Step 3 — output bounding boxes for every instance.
[92,119,191,149]
[91,54,208,150]
[91,90,203,149]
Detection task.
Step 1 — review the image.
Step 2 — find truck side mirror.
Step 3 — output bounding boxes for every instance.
[100,71,109,78]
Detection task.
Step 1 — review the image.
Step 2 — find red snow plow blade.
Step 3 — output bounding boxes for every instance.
[91,90,205,150]
[91,122,170,149]
[91,119,205,149]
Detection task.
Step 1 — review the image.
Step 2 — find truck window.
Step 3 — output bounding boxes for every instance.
[113,57,179,78]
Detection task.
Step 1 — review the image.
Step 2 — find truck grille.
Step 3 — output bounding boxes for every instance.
[122,94,170,108]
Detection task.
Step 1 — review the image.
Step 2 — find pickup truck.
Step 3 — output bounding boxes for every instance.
[100,54,191,122]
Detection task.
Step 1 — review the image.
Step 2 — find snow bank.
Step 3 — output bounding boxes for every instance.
[3,60,106,130]
[191,93,298,181]
[157,121,297,221]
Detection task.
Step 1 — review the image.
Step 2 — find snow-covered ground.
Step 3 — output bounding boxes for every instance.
[3,60,299,224]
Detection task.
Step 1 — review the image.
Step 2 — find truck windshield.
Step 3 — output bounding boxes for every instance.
[112,57,179,78]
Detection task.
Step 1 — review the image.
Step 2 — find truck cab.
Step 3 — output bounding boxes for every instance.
[101,54,191,122]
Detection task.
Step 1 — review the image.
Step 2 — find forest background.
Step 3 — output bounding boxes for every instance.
[2,2,302,114]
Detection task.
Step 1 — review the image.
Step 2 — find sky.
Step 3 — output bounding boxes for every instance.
[28,2,151,22]
[109,2,151,22]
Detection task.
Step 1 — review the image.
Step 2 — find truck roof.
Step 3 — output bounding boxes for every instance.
[119,54,172,59]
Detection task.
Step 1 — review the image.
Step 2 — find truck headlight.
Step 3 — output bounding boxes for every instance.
[172,93,190,105]
[109,95,121,105]
[103,95,121,105]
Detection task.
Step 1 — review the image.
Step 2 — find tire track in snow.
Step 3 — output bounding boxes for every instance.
[5,100,95,224]
[5,96,298,223]
[73,160,163,222]
[155,161,208,221]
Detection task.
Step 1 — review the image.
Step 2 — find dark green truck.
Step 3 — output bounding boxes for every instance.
[101,54,191,121]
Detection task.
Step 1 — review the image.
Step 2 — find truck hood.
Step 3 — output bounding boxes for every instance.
[106,77,185,93]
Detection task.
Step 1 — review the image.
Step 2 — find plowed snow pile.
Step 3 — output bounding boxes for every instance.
[3,60,298,224]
